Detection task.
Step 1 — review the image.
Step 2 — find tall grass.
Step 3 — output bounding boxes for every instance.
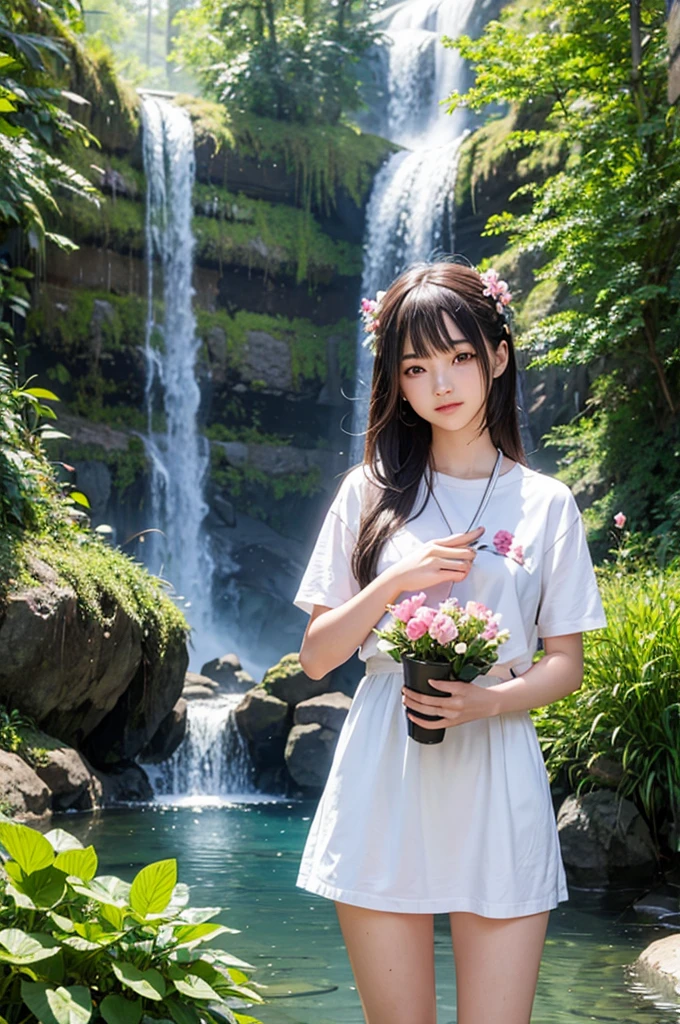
[532,556,680,856]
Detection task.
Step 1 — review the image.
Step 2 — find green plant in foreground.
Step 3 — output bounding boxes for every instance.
[531,556,680,856]
[0,819,265,1024]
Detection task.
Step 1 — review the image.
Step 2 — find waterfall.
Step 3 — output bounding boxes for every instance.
[147,696,257,802]
[140,95,216,664]
[350,0,535,462]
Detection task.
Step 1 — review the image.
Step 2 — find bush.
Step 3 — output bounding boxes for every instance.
[531,545,680,856]
[0,819,265,1023]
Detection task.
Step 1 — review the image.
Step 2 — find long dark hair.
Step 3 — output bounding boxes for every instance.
[350,258,527,589]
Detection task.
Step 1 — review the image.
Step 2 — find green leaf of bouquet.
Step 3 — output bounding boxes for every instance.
[0,929,60,965]
[130,859,177,917]
[20,981,92,1024]
[14,865,68,908]
[0,822,55,874]
[100,994,143,1024]
[25,387,60,401]
[54,847,98,882]
[44,830,84,853]
[111,962,166,1000]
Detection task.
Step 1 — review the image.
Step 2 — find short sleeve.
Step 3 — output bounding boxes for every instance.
[292,467,365,615]
[536,490,608,638]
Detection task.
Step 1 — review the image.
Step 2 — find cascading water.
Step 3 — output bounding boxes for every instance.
[350,0,535,462]
[146,696,256,803]
[140,95,216,665]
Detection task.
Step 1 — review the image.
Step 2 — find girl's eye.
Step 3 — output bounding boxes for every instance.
[404,352,474,376]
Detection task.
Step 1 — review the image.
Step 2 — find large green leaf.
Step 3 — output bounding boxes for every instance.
[43,830,84,853]
[111,962,166,1001]
[0,929,60,965]
[54,847,97,882]
[172,923,233,948]
[20,981,92,1024]
[167,964,222,1003]
[129,859,177,917]
[11,865,68,908]
[100,994,142,1024]
[0,822,54,874]
[70,875,130,908]
[163,999,201,1024]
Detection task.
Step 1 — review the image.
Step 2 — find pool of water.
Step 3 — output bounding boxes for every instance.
[57,800,680,1024]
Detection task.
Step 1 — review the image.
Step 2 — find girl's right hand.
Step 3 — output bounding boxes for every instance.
[385,526,485,593]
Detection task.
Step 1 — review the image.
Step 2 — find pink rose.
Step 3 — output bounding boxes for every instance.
[429,613,458,645]
[493,529,514,555]
[465,600,491,620]
[614,511,626,528]
[405,617,428,640]
[509,543,524,565]
[392,591,427,622]
[414,605,437,628]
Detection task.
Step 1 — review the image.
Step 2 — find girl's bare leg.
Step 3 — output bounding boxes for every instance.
[449,909,550,1024]
[335,901,437,1024]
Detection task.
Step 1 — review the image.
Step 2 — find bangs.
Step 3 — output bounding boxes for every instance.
[395,285,485,359]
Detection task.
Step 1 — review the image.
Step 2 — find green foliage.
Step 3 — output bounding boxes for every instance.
[531,542,680,855]
[443,0,680,541]
[0,0,100,253]
[0,819,265,1023]
[0,706,50,770]
[171,0,382,126]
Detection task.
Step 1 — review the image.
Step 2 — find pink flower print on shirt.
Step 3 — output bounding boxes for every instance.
[492,530,514,555]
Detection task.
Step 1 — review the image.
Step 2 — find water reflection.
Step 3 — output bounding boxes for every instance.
[59,803,680,1023]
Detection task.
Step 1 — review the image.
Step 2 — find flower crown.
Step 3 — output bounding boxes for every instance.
[359,268,513,355]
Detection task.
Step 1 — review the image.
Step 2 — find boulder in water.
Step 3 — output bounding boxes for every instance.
[294,692,352,732]
[557,790,657,885]
[262,652,331,706]
[234,685,291,775]
[284,723,337,790]
[183,672,221,699]
[199,654,254,693]
[138,698,188,763]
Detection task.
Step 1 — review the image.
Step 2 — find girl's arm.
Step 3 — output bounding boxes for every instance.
[487,633,584,714]
[299,567,405,680]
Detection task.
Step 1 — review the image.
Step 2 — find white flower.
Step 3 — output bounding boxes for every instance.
[377,638,397,653]
[454,641,467,654]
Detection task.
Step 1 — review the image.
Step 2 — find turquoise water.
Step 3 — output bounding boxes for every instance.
[59,801,680,1024]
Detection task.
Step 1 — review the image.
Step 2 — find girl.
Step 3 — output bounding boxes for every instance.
[292,259,607,1024]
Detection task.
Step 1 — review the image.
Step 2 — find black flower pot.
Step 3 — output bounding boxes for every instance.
[402,656,467,745]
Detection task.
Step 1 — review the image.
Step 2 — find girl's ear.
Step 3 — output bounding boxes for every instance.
[492,340,510,378]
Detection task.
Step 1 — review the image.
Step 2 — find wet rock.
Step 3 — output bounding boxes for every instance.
[98,761,153,804]
[241,330,293,392]
[200,654,254,693]
[631,933,680,1005]
[557,790,657,885]
[0,751,51,822]
[294,692,352,732]
[262,652,332,706]
[183,671,221,699]
[234,686,291,775]
[34,744,101,812]
[285,723,337,790]
[138,698,187,763]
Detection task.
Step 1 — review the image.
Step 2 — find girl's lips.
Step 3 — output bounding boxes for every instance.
[434,402,463,412]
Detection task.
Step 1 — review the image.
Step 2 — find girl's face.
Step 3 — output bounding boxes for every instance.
[399,311,508,432]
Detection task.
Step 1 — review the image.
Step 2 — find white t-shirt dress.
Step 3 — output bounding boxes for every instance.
[292,460,608,917]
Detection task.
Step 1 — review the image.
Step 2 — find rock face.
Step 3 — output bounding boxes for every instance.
[0,752,51,822]
[556,790,657,885]
[285,724,338,789]
[234,686,291,786]
[138,699,187,763]
[294,692,352,732]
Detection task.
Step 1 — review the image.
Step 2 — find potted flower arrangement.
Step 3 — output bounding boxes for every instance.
[373,594,510,745]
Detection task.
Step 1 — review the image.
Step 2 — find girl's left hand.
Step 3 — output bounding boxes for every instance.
[401,678,500,729]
